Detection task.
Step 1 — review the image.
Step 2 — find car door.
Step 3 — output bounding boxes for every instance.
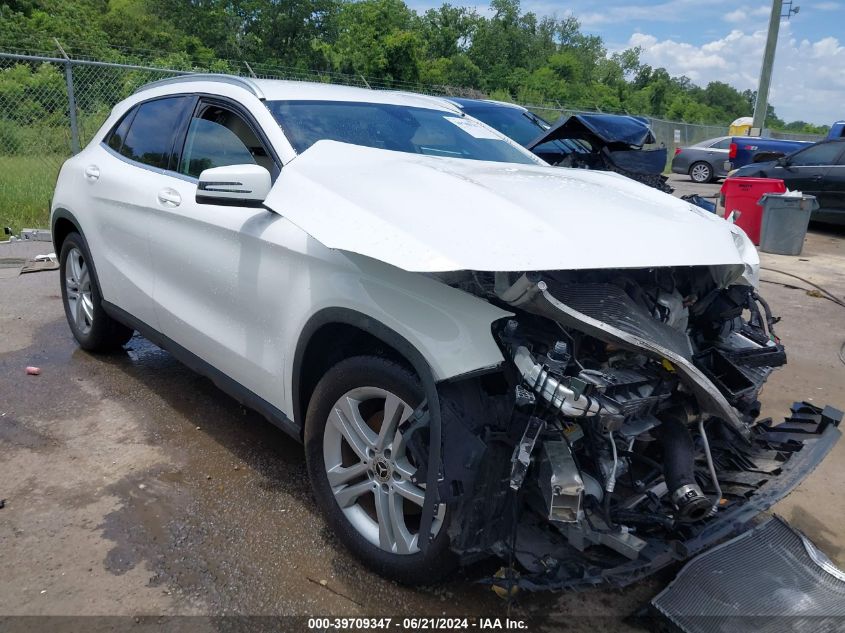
[772,142,843,204]
[146,97,298,409]
[707,138,732,177]
[89,95,195,329]
[818,143,845,216]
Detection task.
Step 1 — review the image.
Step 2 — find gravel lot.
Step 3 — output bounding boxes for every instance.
[1,175,843,630]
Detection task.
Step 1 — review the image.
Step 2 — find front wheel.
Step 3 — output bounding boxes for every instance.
[304,356,456,584]
[59,232,133,352]
[689,161,713,183]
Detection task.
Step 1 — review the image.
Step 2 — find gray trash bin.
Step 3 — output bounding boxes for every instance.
[757,193,819,256]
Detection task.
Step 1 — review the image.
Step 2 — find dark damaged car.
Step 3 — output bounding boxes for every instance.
[447,98,674,193]
[50,77,841,592]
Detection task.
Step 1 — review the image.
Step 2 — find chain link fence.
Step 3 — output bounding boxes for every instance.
[0,50,492,173]
[0,53,193,172]
[0,49,825,229]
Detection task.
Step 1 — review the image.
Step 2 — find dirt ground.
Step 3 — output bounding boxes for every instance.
[1,178,844,630]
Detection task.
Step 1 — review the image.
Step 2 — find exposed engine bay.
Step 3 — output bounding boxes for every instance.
[410,265,842,590]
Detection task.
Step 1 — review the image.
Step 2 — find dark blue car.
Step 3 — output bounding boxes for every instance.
[446,98,672,192]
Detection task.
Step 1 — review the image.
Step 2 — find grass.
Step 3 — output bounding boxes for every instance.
[0,155,64,233]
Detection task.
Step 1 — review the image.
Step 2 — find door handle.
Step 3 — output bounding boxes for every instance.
[157,188,182,207]
[84,165,100,181]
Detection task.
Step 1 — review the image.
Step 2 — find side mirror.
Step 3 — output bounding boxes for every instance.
[196,164,271,206]
[775,156,789,168]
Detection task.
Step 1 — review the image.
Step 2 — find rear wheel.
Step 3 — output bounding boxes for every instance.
[689,161,713,183]
[59,232,133,352]
[304,355,455,584]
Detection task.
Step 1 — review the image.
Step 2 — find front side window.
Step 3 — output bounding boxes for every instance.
[789,142,844,167]
[179,104,273,178]
[267,100,537,165]
[119,97,191,170]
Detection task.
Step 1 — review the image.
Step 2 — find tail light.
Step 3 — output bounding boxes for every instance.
[729,143,737,159]
[674,148,682,156]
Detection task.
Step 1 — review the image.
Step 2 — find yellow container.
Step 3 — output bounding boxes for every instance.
[729,116,754,136]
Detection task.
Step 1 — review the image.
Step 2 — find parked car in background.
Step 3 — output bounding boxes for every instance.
[671,136,732,183]
[447,98,672,192]
[725,136,813,172]
[730,138,845,224]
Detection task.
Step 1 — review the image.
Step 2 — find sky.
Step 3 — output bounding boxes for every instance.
[405,0,845,125]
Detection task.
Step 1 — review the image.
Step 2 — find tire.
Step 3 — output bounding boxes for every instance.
[59,231,134,352]
[689,161,713,183]
[304,355,457,584]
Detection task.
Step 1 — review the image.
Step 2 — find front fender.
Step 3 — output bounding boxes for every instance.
[284,252,512,411]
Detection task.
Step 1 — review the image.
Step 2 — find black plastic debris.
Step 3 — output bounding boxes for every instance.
[650,516,845,633]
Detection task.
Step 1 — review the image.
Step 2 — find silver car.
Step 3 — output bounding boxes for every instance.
[672,136,732,183]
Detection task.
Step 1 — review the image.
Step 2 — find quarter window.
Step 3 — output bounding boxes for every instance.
[119,97,192,170]
[106,108,136,153]
[179,104,272,178]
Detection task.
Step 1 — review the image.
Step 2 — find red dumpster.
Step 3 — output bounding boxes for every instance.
[720,177,786,244]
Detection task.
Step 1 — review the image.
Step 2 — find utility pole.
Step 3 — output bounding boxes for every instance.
[752,0,799,132]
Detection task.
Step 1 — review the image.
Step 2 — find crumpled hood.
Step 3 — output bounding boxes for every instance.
[526,113,656,149]
[266,140,756,273]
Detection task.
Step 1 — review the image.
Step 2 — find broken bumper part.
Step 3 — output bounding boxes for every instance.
[650,516,845,632]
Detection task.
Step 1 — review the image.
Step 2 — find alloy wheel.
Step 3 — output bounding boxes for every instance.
[64,247,94,335]
[691,163,712,183]
[322,386,444,555]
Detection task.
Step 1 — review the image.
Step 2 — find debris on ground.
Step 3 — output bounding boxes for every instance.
[25,366,41,376]
[20,253,59,274]
[649,517,845,632]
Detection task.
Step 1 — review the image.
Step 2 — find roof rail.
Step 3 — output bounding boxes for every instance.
[134,74,265,99]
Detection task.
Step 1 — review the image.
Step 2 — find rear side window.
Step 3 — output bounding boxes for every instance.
[119,97,191,170]
[710,138,732,150]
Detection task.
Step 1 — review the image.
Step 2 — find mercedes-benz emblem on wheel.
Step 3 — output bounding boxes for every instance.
[373,458,390,482]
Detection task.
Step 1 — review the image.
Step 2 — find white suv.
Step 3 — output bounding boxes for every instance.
[51,75,840,590]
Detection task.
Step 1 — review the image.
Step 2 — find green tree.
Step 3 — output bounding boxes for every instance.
[419,4,478,59]
[0,0,818,130]
[320,0,423,82]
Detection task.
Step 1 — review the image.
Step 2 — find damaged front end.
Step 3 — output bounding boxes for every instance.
[417,266,841,590]
[525,113,673,194]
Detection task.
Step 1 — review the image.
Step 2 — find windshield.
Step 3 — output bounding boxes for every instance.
[459,104,547,147]
[267,100,536,165]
